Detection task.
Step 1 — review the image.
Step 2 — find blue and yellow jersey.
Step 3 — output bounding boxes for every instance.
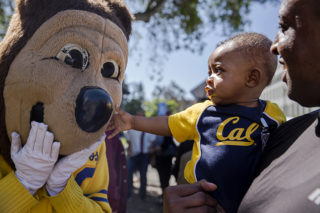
[169,100,286,213]
[0,141,111,213]
[73,141,110,210]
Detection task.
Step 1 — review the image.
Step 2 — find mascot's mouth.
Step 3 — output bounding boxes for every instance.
[30,102,65,158]
[30,102,44,123]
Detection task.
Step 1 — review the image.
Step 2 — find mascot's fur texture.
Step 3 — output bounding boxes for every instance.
[0,0,133,168]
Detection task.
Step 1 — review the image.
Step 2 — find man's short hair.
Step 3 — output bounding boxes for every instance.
[312,0,320,19]
[217,32,278,85]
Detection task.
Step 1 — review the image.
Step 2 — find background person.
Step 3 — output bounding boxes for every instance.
[154,136,176,196]
[105,130,128,213]
[171,140,193,184]
[153,111,177,197]
[126,111,156,200]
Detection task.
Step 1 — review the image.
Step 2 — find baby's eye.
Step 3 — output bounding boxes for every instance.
[213,67,223,75]
[101,60,120,81]
[56,44,89,71]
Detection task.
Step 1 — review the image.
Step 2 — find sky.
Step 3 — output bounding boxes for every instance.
[125,1,281,100]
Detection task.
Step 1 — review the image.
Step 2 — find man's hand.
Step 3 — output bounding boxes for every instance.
[107,106,134,139]
[163,180,219,213]
[11,121,60,195]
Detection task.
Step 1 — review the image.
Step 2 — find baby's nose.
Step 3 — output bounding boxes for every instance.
[206,77,214,84]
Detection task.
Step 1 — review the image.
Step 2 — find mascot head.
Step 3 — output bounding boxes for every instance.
[0,0,133,167]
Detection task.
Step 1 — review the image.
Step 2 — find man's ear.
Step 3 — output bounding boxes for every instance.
[246,69,261,88]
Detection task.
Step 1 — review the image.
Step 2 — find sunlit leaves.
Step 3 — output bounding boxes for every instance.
[0,0,14,39]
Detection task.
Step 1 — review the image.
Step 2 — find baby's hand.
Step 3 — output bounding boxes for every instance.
[107,106,133,139]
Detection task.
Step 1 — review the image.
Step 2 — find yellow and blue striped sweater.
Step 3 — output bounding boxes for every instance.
[0,141,111,213]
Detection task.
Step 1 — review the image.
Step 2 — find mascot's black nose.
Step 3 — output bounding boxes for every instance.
[75,87,113,132]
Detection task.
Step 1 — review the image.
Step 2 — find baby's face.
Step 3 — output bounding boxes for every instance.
[206,41,254,105]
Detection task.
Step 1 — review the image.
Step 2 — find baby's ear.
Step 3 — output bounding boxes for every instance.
[246,69,261,88]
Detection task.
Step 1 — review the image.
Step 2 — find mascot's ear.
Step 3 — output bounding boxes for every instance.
[107,0,134,40]
[15,0,49,17]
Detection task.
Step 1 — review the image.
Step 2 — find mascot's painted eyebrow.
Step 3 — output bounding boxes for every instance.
[42,44,121,82]
[42,43,89,72]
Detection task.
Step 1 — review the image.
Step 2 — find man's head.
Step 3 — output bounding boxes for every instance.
[206,33,277,106]
[271,0,320,107]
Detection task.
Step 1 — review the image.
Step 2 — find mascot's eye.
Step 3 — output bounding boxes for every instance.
[56,44,89,71]
[101,60,120,80]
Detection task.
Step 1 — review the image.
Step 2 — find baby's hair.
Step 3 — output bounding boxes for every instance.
[217,32,277,85]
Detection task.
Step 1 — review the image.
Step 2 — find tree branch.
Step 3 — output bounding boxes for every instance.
[8,0,14,11]
[134,0,167,22]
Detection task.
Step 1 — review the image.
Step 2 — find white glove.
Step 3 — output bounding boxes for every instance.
[11,121,60,195]
[46,134,105,196]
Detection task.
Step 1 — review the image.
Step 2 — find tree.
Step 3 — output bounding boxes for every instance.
[0,0,14,38]
[0,0,279,50]
[121,80,192,116]
[128,0,279,54]
[129,0,279,81]
[121,81,146,115]
[152,81,191,108]
[144,99,179,117]
[143,80,197,117]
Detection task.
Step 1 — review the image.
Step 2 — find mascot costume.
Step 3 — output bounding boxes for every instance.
[0,0,132,212]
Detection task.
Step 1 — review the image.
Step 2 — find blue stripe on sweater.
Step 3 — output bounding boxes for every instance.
[75,167,96,186]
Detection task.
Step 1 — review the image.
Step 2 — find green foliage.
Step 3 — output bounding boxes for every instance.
[121,80,192,117]
[144,99,179,117]
[131,0,279,55]
[121,81,145,115]
[167,0,202,34]
[0,0,279,52]
[123,98,145,115]
[151,81,193,110]
[0,0,14,39]
[125,0,280,81]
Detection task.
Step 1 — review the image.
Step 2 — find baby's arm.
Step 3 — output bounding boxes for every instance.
[107,106,171,139]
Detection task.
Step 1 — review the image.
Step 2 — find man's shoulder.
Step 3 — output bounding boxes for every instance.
[270,109,319,142]
[240,110,320,213]
[257,109,320,175]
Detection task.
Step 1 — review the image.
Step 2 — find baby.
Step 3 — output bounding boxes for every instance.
[109,32,286,213]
